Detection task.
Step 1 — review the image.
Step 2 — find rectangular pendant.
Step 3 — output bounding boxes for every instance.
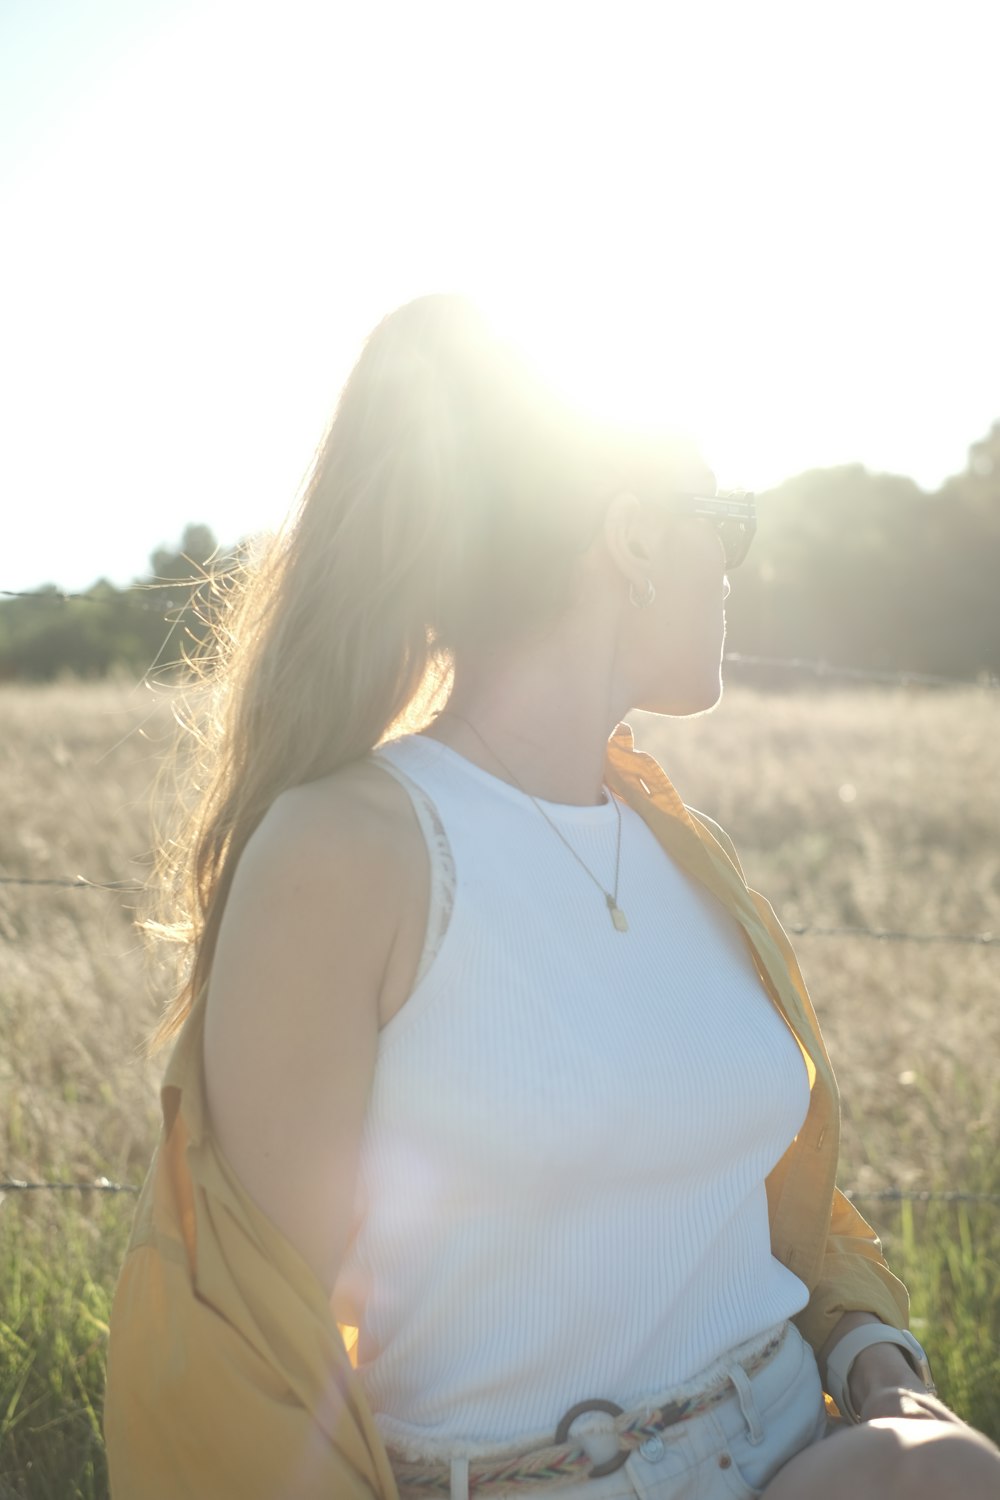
[608,901,629,933]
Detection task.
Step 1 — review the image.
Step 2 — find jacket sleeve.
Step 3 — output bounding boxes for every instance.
[106,1243,386,1500]
[104,1106,399,1500]
[747,885,912,1354]
[792,1189,910,1354]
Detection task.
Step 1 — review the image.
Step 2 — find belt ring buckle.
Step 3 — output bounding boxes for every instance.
[554,1397,628,1479]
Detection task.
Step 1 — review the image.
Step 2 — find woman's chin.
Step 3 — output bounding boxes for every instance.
[634,671,723,718]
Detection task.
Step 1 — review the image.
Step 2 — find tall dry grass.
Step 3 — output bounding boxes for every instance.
[1,678,998,1495]
[639,686,1000,1197]
[1,681,172,1187]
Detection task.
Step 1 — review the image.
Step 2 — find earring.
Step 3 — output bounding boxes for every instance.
[629,577,656,609]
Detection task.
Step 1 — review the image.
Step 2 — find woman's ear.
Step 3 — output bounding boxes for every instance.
[603,491,655,570]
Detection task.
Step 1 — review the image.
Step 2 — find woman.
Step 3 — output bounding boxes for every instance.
[105,294,1000,1498]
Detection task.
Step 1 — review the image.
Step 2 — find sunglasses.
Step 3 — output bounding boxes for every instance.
[661,488,757,570]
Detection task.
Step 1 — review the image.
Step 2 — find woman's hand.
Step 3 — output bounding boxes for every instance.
[857,1384,964,1425]
[850,1344,963,1427]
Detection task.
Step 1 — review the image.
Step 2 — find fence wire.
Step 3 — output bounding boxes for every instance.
[1,1178,140,1196]
[0,875,145,891]
[723,651,1000,691]
[0,583,207,616]
[4,584,1000,691]
[3,875,996,947]
[4,1178,999,1208]
[2,895,998,949]
[782,924,999,947]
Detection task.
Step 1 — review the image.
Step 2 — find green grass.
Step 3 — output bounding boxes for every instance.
[895,1199,1000,1440]
[1,1163,998,1498]
[874,1078,1000,1440]
[0,1194,131,1500]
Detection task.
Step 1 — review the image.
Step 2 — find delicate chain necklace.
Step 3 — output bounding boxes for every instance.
[434,711,629,933]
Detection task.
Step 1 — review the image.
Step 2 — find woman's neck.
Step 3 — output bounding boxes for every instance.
[422,637,631,809]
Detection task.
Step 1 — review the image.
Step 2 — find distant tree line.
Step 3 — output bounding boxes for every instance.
[724,420,1000,685]
[0,524,234,682]
[2,424,998,684]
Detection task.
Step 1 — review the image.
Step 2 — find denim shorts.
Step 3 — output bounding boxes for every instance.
[447,1322,832,1500]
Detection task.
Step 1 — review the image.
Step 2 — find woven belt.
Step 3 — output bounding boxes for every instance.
[391,1324,788,1496]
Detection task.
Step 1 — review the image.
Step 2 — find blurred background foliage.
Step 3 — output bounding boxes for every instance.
[724,418,1000,684]
[0,524,235,682]
[3,421,999,683]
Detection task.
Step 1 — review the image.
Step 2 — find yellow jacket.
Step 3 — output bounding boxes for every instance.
[104,722,909,1498]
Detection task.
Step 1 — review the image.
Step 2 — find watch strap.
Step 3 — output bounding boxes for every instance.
[824,1325,933,1422]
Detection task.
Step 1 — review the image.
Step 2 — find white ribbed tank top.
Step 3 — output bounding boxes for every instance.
[333,733,811,1452]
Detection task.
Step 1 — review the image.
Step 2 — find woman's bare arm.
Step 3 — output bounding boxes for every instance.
[202,770,404,1293]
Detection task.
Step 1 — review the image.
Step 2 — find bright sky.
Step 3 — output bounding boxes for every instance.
[2,0,997,591]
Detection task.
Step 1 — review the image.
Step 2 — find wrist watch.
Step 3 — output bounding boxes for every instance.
[824,1325,935,1423]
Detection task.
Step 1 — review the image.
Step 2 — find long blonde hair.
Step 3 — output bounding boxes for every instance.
[148,293,673,1048]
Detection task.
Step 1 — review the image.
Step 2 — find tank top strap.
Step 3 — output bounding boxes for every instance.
[366,750,456,989]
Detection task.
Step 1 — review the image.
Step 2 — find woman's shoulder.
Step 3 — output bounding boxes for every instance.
[248,753,424,879]
[236,758,431,1030]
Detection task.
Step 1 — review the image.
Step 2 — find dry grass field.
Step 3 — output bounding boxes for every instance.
[651,685,1000,1198]
[1,677,999,1496]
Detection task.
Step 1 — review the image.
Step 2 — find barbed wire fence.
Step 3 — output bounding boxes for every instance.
[1,585,199,606]
[4,579,1000,689]
[723,651,1000,692]
[1,583,998,1210]
[3,1177,1000,1206]
[2,868,997,945]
